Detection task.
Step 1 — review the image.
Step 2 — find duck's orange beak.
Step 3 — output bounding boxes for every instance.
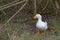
[33,16,37,19]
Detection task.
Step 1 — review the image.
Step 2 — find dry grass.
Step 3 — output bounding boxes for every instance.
[0,19,60,40]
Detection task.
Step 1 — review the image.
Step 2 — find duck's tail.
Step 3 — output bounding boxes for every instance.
[44,21,47,25]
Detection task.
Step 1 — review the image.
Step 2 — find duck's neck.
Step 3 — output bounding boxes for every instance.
[38,18,42,21]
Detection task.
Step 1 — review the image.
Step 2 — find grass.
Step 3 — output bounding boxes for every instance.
[0,18,60,40]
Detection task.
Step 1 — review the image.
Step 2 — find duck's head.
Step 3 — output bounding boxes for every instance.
[33,14,42,19]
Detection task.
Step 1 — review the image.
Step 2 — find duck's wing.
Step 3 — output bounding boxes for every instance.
[44,21,48,29]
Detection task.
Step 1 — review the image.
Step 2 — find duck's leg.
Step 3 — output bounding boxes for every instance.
[43,30,46,39]
[43,30,46,36]
[36,29,40,35]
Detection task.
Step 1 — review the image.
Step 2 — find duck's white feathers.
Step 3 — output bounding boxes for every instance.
[35,14,48,30]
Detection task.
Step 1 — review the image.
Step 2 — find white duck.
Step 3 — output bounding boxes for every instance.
[34,14,48,35]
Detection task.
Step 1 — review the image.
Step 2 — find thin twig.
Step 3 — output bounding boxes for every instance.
[50,0,57,20]
[0,0,28,31]
[42,0,49,11]
[34,0,37,14]
[55,1,60,9]
[0,0,25,10]
[1,10,6,15]
[40,0,42,3]
[50,0,56,10]
[8,32,16,40]
[7,33,11,40]
[0,0,19,8]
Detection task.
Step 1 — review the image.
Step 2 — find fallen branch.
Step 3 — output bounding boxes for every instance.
[0,0,25,10]
[0,0,28,30]
[42,0,49,11]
